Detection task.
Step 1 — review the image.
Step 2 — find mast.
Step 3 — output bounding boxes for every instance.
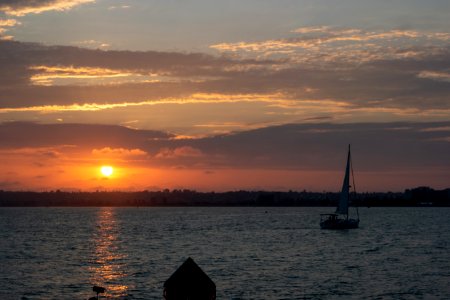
[336,144,350,216]
[350,145,360,221]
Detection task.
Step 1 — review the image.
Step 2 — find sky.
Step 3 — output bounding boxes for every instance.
[0,0,449,192]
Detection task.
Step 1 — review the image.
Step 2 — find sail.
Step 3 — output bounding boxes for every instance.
[336,145,351,215]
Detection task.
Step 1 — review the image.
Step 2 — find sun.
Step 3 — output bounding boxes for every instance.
[100,166,114,177]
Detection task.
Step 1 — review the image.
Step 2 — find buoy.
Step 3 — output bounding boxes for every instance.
[92,286,106,299]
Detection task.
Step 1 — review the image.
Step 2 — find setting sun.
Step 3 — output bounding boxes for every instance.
[100,166,114,177]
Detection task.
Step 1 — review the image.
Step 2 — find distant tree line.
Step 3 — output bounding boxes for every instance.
[0,186,449,207]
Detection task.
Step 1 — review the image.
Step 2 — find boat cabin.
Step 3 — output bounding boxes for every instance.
[320,213,340,222]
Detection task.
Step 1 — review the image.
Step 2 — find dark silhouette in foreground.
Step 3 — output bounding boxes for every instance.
[164,257,216,300]
[88,286,105,300]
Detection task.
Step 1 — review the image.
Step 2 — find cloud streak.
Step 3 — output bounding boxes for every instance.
[1,121,448,170]
[211,26,450,63]
[0,0,95,16]
[0,18,19,39]
[0,121,448,191]
[28,65,155,86]
[0,26,449,136]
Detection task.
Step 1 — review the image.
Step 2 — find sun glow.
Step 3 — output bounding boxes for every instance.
[100,166,114,177]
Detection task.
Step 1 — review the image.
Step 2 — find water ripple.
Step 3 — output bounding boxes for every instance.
[0,207,449,299]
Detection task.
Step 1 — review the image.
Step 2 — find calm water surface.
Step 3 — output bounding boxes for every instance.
[1,207,449,299]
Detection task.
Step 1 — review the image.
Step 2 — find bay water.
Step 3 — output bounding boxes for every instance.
[1,207,449,299]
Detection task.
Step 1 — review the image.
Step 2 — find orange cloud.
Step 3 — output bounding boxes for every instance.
[29,65,161,86]
[72,40,111,49]
[0,18,20,39]
[0,92,290,113]
[92,147,148,157]
[0,121,449,191]
[0,147,64,158]
[0,0,95,16]
[155,146,204,159]
[0,19,19,26]
[291,26,332,34]
[1,37,449,131]
[108,5,130,10]
[417,71,450,83]
[211,27,450,63]
[419,126,450,132]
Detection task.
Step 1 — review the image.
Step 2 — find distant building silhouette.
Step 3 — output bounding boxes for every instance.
[0,188,449,207]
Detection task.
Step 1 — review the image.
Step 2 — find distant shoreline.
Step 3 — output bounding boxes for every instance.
[1,187,449,207]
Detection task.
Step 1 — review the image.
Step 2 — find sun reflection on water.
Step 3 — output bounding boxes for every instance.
[89,208,130,298]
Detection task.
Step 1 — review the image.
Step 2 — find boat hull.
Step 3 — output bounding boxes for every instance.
[320,218,359,230]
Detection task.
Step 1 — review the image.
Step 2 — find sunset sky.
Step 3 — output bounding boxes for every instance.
[0,0,449,192]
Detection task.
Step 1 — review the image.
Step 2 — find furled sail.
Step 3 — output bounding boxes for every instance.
[336,145,351,215]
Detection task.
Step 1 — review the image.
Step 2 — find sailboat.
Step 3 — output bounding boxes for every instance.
[320,145,360,229]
